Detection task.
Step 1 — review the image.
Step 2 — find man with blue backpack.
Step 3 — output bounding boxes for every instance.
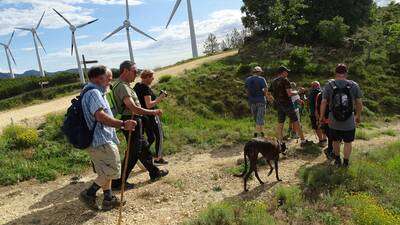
[63,65,137,211]
[245,66,273,138]
[319,64,363,167]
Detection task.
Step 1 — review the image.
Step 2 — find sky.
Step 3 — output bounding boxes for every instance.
[0,0,398,74]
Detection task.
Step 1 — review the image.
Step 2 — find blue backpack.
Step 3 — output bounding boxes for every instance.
[61,87,97,149]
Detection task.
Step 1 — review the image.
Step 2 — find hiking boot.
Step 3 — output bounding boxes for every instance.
[343,159,350,168]
[154,158,169,165]
[334,158,342,167]
[79,190,98,210]
[254,133,258,138]
[150,169,169,182]
[318,140,328,147]
[112,182,135,191]
[102,196,125,211]
[300,139,313,147]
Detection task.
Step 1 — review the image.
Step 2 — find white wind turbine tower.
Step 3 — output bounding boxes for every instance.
[166,0,199,58]
[102,0,157,63]
[0,31,17,79]
[16,11,47,77]
[53,8,98,84]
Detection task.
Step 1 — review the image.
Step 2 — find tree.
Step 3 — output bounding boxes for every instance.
[317,16,350,46]
[203,33,220,55]
[241,0,307,44]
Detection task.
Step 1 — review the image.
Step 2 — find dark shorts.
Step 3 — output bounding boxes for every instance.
[276,103,298,124]
[310,115,318,130]
[330,128,355,143]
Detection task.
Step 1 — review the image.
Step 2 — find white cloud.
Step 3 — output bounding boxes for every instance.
[76,35,90,40]
[43,9,243,71]
[0,0,143,36]
[376,0,400,6]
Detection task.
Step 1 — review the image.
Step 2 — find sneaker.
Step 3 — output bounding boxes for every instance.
[343,159,349,168]
[318,140,328,147]
[79,190,98,210]
[150,169,169,181]
[102,196,125,211]
[154,158,169,165]
[112,182,135,191]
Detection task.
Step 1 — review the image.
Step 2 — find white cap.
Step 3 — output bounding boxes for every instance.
[253,66,263,73]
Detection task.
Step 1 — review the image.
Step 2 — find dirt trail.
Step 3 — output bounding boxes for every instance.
[0,121,398,225]
[0,50,238,131]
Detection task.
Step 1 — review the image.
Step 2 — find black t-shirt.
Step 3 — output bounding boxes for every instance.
[133,83,157,109]
[269,76,291,105]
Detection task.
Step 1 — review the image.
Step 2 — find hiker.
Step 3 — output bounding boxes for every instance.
[308,81,327,145]
[80,65,137,210]
[315,82,334,159]
[245,66,273,138]
[134,69,168,165]
[111,60,168,190]
[269,66,310,146]
[287,82,304,139]
[319,64,363,167]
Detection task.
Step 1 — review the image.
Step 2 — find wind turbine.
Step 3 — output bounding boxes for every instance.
[166,0,199,58]
[102,0,157,63]
[53,8,98,84]
[0,31,17,79]
[16,11,47,77]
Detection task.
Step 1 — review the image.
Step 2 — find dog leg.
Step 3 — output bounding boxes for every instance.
[267,160,274,176]
[274,160,282,181]
[244,160,256,192]
[254,167,264,185]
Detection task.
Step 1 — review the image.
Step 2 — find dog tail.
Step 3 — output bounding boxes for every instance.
[234,143,249,177]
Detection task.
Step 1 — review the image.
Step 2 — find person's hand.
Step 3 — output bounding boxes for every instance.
[355,115,361,125]
[159,92,167,99]
[124,120,137,131]
[154,109,163,116]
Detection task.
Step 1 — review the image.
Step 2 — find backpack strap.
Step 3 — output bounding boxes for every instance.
[81,87,98,131]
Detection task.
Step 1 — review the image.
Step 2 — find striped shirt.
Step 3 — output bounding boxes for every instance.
[81,83,120,148]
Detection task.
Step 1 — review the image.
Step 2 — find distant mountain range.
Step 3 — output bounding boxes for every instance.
[0,68,79,79]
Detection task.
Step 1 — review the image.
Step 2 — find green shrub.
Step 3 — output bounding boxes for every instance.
[317,16,350,47]
[2,124,39,150]
[158,74,172,83]
[347,193,400,225]
[288,47,312,73]
[275,186,303,212]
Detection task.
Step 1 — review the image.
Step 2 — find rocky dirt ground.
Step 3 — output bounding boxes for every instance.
[0,121,398,225]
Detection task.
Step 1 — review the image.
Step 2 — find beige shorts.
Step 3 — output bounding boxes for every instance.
[88,143,121,180]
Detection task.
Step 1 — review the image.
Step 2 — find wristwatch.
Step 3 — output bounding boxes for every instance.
[121,120,126,130]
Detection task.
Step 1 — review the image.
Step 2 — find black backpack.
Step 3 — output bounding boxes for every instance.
[61,87,97,149]
[329,81,353,121]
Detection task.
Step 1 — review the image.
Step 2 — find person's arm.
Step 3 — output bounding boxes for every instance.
[94,109,136,130]
[123,96,162,116]
[319,99,328,124]
[355,98,363,124]
[286,88,298,97]
[144,94,165,109]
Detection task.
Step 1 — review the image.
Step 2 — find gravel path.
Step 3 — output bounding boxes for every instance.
[1,121,398,225]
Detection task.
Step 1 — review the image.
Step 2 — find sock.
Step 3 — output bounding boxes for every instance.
[87,182,101,196]
[103,189,113,201]
[343,159,349,166]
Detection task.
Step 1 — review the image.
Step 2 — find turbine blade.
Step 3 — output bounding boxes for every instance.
[166,0,182,28]
[15,27,31,31]
[8,48,16,65]
[36,11,46,29]
[130,25,157,41]
[52,8,72,26]
[8,30,15,46]
[102,25,125,41]
[76,19,98,28]
[125,0,130,19]
[35,34,47,54]
[71,33,74,56]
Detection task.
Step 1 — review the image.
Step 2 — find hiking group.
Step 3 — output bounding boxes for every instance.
[63,61,169,211]
[245,64,363,167]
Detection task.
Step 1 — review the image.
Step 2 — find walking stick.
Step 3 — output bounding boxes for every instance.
[117,120,134,225]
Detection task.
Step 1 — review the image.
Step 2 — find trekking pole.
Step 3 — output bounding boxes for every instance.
[117,119,134,225]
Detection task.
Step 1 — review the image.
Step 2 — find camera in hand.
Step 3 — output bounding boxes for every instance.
[160,90,168,97]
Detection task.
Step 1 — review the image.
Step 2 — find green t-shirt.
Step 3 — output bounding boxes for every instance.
[113,78,141,116]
